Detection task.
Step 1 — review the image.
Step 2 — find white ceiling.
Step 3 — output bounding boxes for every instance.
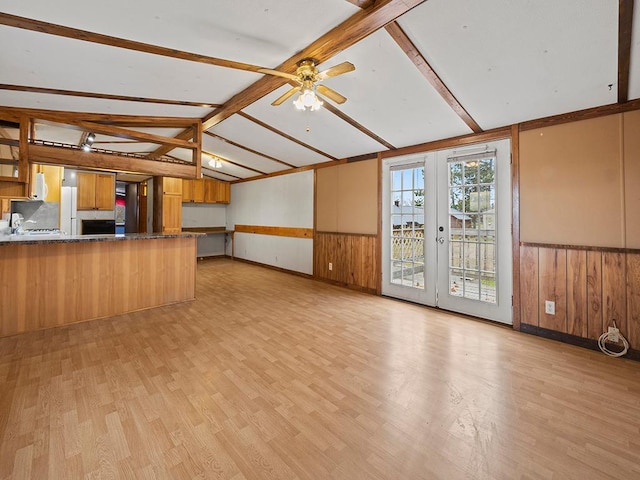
[0,0,637,180]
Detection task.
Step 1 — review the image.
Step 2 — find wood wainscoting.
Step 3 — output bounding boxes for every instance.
[519,244,640,350]
[314,232,379,293]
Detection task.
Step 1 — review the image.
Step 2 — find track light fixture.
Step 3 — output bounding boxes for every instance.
[81,132,95,152]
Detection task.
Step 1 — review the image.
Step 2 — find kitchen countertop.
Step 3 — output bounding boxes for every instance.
[0,232,204,246]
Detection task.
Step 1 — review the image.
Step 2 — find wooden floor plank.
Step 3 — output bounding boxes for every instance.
[1,258,639,479]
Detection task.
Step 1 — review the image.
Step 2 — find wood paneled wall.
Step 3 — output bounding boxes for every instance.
[520,244,639,349]
[0,237,196,337]
[314,232,379,293]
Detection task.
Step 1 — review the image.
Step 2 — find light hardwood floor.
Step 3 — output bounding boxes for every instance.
[1,258,639,479]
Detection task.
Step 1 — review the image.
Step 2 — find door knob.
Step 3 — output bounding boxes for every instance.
[438,237,445,244]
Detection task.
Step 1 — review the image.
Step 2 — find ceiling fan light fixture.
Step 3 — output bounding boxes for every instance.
[293,88,323,111]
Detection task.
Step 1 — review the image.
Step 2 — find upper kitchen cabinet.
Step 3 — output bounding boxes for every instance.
[77,172,115,210]
[182,178,229,204]
[162,177,183,196]
[205,179,230,204]
[0,116,28,198]
[182,179,204,203]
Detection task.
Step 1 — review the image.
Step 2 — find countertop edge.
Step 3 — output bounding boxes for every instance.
[0,232,204,246]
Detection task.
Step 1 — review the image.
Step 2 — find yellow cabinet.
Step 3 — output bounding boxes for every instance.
[161,194,183,234]
[77,172,115,210]
[204,178,230,204]
[182,179,204,203]
[153,176,182,233]
[162,176,183,195]
[183,178,229,204]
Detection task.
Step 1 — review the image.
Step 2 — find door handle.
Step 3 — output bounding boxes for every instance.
[437,237,445,244]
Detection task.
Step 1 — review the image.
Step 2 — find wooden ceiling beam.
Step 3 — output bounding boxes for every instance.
[204,131,296,169]
[0,84,220,108]
[520,97,640,131]
[32,115,198,149]
[380,126,511,159]
[618,0,634,103]
[0,106,199,127]
[385,21,482,133]
[0,12,266,73]
[29,144,197,178]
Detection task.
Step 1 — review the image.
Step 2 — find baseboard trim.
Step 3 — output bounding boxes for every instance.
[520,323,640,361]
[315,277,377,295]
[231,257,313,279]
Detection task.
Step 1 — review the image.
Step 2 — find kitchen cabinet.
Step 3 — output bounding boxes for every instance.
[162,176,183,195]
[182,178,230,204]
[162,194,182,233]
[204,179,230,204]
[153,176,182,233]
[182,179,204,203]
[77,172,115,210]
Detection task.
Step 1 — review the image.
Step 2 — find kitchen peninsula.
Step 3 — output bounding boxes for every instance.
[0,232,200,337]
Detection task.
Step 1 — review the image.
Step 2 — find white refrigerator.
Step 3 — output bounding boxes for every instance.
[60,186,78,235]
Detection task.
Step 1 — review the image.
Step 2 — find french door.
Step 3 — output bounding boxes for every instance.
[381,139,512,324]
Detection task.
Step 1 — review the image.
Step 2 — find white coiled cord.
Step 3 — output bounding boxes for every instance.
[598,321,629,357]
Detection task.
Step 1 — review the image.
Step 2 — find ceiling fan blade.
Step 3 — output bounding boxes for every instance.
[316,85,347,104]
[258,68,300,82]
[316,61,355,81]
[271,86,301,106]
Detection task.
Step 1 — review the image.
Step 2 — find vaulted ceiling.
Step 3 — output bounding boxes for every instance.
[0,0,637,181]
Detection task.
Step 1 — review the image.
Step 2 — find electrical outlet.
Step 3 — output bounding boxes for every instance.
[545,300,555,315]
[329,262,333,271]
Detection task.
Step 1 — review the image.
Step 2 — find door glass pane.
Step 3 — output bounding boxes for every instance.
[391,261,402,285]
[448,156,497,304]
[449,268,464,297]
[389,165,425,290]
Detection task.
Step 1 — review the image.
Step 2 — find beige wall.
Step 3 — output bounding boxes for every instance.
[520,114,634,248]
[316,159,378,235]
[624,110,640,248]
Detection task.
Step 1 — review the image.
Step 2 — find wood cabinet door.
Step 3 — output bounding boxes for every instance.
[193,179,205,203]
[163,177,183,195]
[182,179,194,202]
[95,174,115,210]
[204,179,217,203]
[77,173,96,210]
[162,194,182,233]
